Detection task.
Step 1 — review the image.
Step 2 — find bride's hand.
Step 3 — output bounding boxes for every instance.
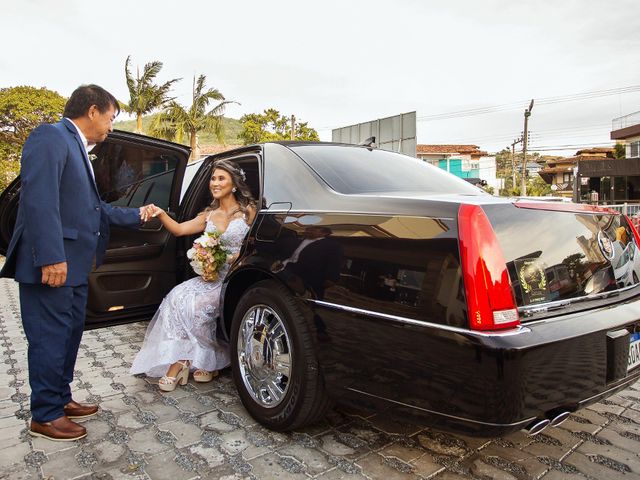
[149,205,166,218]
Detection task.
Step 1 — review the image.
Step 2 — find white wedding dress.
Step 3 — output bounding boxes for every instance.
[130,217,249,378]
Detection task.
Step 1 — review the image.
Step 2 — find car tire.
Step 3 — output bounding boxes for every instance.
[230,280,330,430]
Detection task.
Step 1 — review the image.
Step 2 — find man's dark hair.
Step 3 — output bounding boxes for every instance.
[63,84,120,118]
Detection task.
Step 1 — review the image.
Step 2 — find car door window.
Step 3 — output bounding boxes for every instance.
[92,142,179,210]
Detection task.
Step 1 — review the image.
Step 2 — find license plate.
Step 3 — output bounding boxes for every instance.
[629,333,640,372]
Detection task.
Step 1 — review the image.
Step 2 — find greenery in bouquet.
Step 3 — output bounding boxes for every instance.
[186,231,230,281]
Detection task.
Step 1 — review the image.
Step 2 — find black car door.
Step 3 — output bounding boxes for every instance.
[0,130,192,329]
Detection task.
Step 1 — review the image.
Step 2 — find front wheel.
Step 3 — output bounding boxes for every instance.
[230,280,330,430]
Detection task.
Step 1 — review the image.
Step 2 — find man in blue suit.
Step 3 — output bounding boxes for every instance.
[0,85,154,441]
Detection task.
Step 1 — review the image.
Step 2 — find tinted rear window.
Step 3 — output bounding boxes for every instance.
[290,145,482,195]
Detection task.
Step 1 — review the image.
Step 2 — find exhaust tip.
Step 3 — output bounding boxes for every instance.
[525,419,550,436]
[549,411,571,427]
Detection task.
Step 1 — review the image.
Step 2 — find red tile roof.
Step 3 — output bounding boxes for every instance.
[199,144,242,155]
[416,144,487,155]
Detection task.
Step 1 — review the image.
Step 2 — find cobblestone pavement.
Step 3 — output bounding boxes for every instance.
[2,278,640,480]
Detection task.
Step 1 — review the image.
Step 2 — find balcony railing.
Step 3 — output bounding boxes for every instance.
[612,111,640,131]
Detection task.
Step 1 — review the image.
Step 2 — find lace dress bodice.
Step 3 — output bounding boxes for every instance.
[205,217,249,253]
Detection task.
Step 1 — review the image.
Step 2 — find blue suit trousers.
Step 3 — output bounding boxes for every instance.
[19,283,88,422]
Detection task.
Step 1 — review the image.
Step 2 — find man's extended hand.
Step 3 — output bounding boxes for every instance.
[41,262,68,287]
[139,204,158,223]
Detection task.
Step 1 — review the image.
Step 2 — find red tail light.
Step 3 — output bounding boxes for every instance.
[625,214,640,247]
[458,204,520,331]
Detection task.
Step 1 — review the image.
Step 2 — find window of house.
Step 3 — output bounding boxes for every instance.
[563,172,573,183]
[630,141,640,158]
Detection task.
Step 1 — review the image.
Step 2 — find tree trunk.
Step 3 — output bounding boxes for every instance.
[190,130,198,161]
[136,114,143,134]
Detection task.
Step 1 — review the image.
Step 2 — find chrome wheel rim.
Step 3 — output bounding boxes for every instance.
[237,304,292,408]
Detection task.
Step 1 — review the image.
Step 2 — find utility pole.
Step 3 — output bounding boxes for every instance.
[521,99,534,196]
[290,115,296,140]
[510,137,523,192]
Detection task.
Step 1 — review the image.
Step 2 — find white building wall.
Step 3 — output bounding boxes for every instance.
[478,156,501,191]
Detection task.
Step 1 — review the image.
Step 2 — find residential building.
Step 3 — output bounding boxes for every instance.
[611,110,640,158]
[416,144,500,191]
[570,111,640,204]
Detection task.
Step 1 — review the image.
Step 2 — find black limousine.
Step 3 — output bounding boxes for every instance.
[2,132,640,436]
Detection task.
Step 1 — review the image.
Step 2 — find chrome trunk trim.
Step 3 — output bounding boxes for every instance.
[308,300,530,337]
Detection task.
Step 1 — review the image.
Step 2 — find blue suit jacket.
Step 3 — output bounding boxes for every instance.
[0,119,141,286]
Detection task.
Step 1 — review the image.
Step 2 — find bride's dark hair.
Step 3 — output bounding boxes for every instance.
[204,159,255,216]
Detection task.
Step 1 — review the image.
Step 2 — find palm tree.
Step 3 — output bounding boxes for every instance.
[124,56,180,133]
[149,74,233,160]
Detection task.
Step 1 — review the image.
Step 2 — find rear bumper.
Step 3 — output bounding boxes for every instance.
[312,295,640,436]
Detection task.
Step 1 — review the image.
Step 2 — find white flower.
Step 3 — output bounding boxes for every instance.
[186,248,196,259]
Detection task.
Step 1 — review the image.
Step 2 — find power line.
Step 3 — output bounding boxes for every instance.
[415,85,640,122]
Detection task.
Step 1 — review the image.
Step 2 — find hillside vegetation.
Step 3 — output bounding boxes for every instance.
[114,114,243,145]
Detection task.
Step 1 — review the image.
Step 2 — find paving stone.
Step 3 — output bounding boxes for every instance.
[41,446,91,479]
[596,425,640,453]
[145,450,200,480]
[557,417,603,436]
[471,456,521,480]
[539,471,587,480]
[200,411,239,433]
[92,439,127,464]
[134,390,159,405]
[478,444,547,479]
[356,452,420,479]
[564,451,633,480]
[0,464,41,480]
[606,393,635,408]
[176,395,217,415]
[577,439,640,473]
[0,441,30,469]
[522,428,580,460]
[337,421,392,450]
[571,408,608,425]
[146,402,182,424]
[189,443,226,468]
[81,417,113,442]
[116,411,146,429]
[163,419,203,448]
[128,429,173,455]
[408,453,443,478]
[429,473,472,480]
[248,452,309,479]
[380,442,425,463]
[218,403,258,427]
[621,407,640,424]
[319,433,359,458]
[314,468,369,480]
[0,386,14,401]
[586,402,626,416]
[220,429,252,456]
[278,443,333,476]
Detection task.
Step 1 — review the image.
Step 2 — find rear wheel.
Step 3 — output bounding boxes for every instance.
[230,280,330,430]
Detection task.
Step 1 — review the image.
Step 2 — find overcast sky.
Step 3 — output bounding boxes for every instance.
[2,0,639,156]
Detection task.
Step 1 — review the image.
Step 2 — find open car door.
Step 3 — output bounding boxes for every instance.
[0,130,192,329]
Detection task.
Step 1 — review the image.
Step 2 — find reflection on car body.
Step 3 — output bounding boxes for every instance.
[2,133,640,437]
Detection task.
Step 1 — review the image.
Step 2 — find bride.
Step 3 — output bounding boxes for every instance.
[130,159,255,391]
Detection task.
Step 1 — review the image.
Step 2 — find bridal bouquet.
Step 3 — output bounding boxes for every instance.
[186,231,230,282]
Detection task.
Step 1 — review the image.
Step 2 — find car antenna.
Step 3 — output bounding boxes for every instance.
[358,136,377,149]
